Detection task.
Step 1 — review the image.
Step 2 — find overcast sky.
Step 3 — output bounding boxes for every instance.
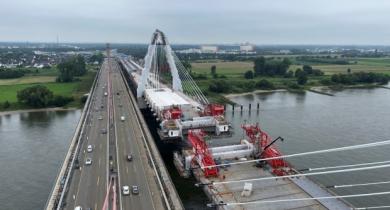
[1,0,390,45]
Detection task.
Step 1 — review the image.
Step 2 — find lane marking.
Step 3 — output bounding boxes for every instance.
[97,176,100,186]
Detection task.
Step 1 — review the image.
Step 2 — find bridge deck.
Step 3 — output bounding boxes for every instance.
[50,59,179,210]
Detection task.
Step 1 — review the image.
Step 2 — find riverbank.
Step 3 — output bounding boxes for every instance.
[222,83,389,101]
[224,89,286,98]
[0,107,79,116]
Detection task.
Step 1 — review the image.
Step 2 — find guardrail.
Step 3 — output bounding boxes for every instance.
[45,66,101,210]
[118,60,184,210]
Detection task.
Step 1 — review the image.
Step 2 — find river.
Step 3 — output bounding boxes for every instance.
[0,110,81,210]
[1,87,389,209]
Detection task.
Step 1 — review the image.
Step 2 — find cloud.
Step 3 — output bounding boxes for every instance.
[1,0,390,44]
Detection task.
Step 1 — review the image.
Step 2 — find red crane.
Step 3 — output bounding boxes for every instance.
[188,129,218,177]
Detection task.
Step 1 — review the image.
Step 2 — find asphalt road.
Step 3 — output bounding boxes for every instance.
[65,59,110,210]
[111,60,157,210]
[64,58,162,210]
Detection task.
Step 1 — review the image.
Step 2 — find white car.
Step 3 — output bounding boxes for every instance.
[120,116,125,121]
[98,116,103,120]
[122,185,130,195]
[74,206,82,210]
[87,145,93,153]
[85,158,92,165]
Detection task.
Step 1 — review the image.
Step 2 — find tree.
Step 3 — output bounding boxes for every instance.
[297,72,308,85]
[347,68,351,74]
[182,60,192,72]
[89,52,104,64]
[295,68,303,77]
[17,85,53,108]
[208,80,230,93]
[244,70,254,79]
[2,101,10,109]
[57,55,87,82]
[256,79,274,89]
[284,70,294,78]
[210,65,216,75]
[254,57,266,76]
[302,65,313,74]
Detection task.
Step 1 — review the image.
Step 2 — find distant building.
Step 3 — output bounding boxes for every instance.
[240,44,255,52]
[201,45,218,53]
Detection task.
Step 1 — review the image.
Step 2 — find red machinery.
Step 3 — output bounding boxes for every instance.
[241,123,290,176]
[203,104,225,116]
[188,129,218,177]
[162,107,182,120]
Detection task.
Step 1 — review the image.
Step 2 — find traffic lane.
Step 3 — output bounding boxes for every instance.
[111,67,155,210]
[73,63,110,209]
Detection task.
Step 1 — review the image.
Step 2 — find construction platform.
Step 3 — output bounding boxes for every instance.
[194,162,352,210]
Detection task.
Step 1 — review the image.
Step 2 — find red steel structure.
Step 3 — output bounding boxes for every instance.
[188,129,218,177]
[241,123,290,176]
[203,104,225,116]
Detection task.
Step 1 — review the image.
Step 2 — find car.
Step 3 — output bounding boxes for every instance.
[101,128,107,134]
[98,116,103,120]
[85,158,92,165]
[120,116,125,121]
[104,92,108,96]
[132,185,139,194]
[87,145,93,153]
[127,154,133,161]
[119,104,122,107]
[116,92,120,95]
[122,186,130,195]
[74,206,82,210]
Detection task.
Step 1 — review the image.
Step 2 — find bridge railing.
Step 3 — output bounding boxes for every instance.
[45,66,100,210]
[119,60,184,210]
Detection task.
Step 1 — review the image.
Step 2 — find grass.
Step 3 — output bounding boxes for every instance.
[0,67,97,110]
[0,76,56,85]
[189,58,390,103]
[191,61,252,76]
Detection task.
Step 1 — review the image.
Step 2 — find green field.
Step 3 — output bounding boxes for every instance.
[192,57,390,77]
[0,69,97,110]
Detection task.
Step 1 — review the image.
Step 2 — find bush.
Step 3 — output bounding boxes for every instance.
[2,101,10,109]
[320,78,333,85]
[330,72,389,85]
[244,70,254,79]
[284,70,294,78]
[208,80,231,93]
[297,72,308,85]
[49,95,74,107]
[256,79,275,89]
[17,85,53,108]
[287,82,301,89]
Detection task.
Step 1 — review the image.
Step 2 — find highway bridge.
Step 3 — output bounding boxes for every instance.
[45,54,183,210]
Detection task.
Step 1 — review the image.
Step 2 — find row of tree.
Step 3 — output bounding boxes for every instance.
[0,68,25,79]
[254,57,291,76]
[331,72,390,85]
[57,55,87,82]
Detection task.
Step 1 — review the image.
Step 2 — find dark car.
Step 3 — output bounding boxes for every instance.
[132,185,139,194]
[101,128,107,134]
[127,154,133,161]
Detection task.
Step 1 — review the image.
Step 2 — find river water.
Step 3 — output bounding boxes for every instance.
[0,110,81,210]
[0,87,389,209]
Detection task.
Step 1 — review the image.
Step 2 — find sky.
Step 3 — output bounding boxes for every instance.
[1,0,390,45]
